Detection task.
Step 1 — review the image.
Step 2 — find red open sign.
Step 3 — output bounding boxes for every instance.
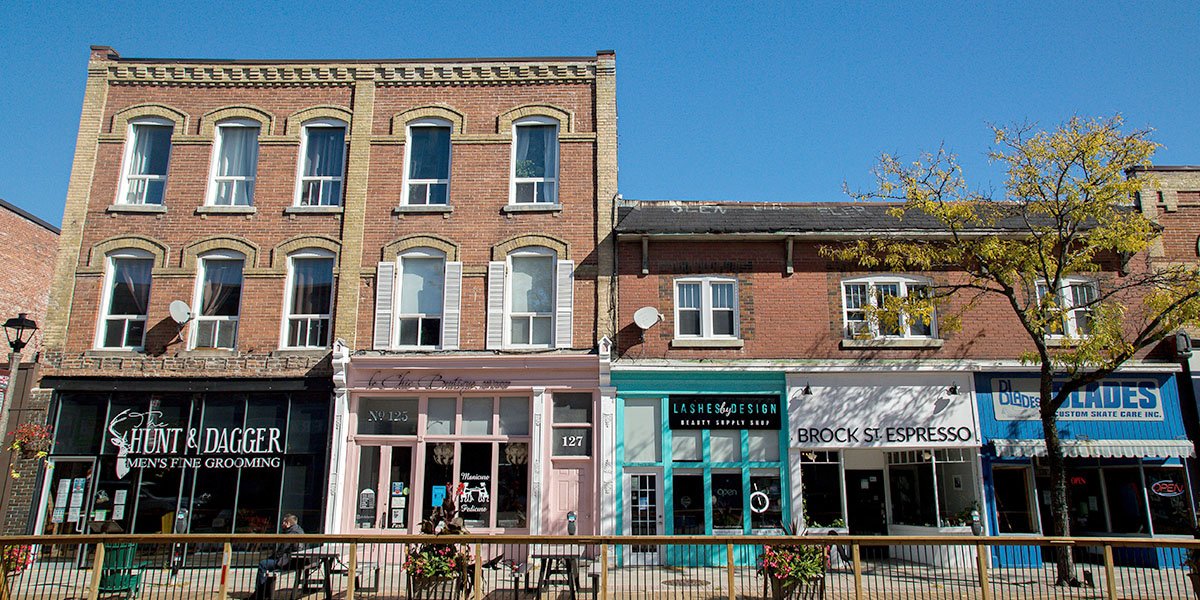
[1151,480,1185,498]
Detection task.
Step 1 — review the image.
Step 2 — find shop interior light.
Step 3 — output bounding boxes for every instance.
[433,443,454,466]
[505,443,528,465]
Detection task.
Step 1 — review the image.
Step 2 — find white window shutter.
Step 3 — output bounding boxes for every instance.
[373,262,396,350]
[486,261,506,349]
[441,261,463,350]
[555,259,575,349]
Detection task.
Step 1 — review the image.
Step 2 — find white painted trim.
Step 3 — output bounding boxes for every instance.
[508,117,560,205]
[672,276,740,341]
[292,119,347,207]
[505,247,557,349]
[190,252,245,349]
[401,118,453,206]
[840,275,938,341]
[205,119,260,207]
[115,119,173,206]
[94,250,154,350]
[394,249,448,350]
[278,249,335,349]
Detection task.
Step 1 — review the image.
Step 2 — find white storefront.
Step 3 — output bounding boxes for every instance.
[787,371,983,566]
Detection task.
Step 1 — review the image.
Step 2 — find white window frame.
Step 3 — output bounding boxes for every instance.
[205,118,260,206]
[505,247,557,348]
[280,248,335,349]
[293,118,347,207]
[401,118,453,206]
[840,275,936,340]
[673,277,740,340]
[115,117,174,206]
[1036,278,1097,338]
[190,250,245,350]
[94,249,154,350]
[508,116,559,205]
[395,248,447,349]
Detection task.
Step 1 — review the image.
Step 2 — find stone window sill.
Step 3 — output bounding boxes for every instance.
[196,205,256,215]
[671,338,745,349]
[107,204,167,214]
[272,348,332,357]
[181,348,238,357]
[840,338,945,349]
[394,205,453,215]
[501,203,563,214]
[1045,337,1083,348]
[85,349,145,357]
[284,205,343,215]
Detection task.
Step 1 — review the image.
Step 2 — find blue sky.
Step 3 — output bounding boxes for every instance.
[1,1,1198,226]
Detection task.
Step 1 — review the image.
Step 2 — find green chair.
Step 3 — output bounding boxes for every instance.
[97,543,147,599]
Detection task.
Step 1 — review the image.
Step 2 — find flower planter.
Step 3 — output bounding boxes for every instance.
[767,575,825,600]
[407,575,461,600]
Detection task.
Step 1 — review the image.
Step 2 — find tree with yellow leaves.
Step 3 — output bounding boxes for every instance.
[824,116,1200,585]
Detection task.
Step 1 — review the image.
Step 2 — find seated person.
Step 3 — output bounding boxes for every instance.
[254,514,304,599]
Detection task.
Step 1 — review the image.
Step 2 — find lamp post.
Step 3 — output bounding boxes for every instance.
[0,314,38,479]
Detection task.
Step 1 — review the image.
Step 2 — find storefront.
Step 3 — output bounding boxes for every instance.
[976,372,1195,568]
[36,378,332,541]
[787,372,982,566]
[614,370,789,566]
[331,347,611,535]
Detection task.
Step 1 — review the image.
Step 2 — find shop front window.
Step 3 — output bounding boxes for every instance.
[673,472,704,535]
[751,473,784,531]
[357,398,418,435]
[673,430,702,462]
[497,443,529,528]
[459,443,493,528]
[992,467,1037,534]
[423,443,455,521]
[624,399,661,463]
[1103,467,1150,534]
[1145,466,1191,535]
[712,472,744,530]
[356,447,381,529]
[427,398,456,435]
[800,451,843,528]
[888,452,937,527]
[710,431,741,463]
[933,449,975,527]
[1065,466,1107,533]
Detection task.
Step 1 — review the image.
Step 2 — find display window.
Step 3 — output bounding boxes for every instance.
[1023,459,1191,537]
[887,449,977,528]
[991,466,1038,534]
[799,451,843,528]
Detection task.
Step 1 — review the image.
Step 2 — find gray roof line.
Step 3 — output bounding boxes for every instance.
[0,199,60,235]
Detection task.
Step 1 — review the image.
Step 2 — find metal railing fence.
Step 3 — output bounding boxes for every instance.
[0,534,1195,599]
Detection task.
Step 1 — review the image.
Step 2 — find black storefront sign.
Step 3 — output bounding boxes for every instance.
[668,395,782,430]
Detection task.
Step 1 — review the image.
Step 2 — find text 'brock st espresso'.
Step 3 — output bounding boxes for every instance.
[795,425,975,445]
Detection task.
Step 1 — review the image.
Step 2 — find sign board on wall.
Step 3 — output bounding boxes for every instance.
[990,378,1165,422]
[106,408,285,479]
[668,395,782,430]
[788,375,978,449]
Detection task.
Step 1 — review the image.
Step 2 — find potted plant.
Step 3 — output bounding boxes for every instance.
[10,423,50,460]
[759,542,827,600]
[0,544,33,600]
[404,483,474,600]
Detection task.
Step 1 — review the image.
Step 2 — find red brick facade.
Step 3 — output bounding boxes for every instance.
[0,202,58,356]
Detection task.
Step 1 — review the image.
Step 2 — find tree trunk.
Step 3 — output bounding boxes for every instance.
[1041,372,1077,586]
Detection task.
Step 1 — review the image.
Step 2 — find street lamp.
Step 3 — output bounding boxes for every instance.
[0,314,36,532]
[3,313,37,354]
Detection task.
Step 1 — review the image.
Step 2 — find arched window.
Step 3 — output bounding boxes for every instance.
[509,116,559,205]
[403,117,452,206]
[840,275,936,339]
[192,249,245,349]
[96,248,154,350]
[1036,277,1097,337]
[295,118,347,206]
[207,118,260,206]
[282,248,336,348]
[396,248,446,348]
[117,117,173,205]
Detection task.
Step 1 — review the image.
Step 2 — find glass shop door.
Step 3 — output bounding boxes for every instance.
[353,444,414,532]
[37,458,98,562]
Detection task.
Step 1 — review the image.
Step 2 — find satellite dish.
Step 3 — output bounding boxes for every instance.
[633,306,663,330]
[168,300,192,325]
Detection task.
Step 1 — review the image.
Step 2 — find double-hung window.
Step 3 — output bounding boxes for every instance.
[1036,279,1097,337]
[117,119,173,205]
[396,250,446,348]
[283,250,335,348]
[403,119,452,205]
[511,117,559,204]
[97,251,153,349]
[674,277,738,339]
[296,120,346,206]
[208,120,260,206]
[841,276,934,339]
[507,249,556,346]
[192,252,244,349]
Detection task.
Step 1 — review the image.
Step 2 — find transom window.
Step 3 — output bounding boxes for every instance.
[283,250,334,348]
[404,119,452,205]
[192,251,244,349]
[841,276,934,339]
[1036,279,1097,337]
[397,249,446,348]
[98,250,153,350]
[208,120,260,206]
[674,277,738,339]
[117,118,173,205]
[511,117,559,204]
[507,249,555,346]
[296,120,346,206]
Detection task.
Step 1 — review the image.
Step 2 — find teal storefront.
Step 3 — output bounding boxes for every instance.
[614,370,789,566]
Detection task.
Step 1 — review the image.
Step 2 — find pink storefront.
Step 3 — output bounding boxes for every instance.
[327,342,614,535]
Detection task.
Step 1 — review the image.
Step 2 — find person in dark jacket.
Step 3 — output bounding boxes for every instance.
[254,514,304,599]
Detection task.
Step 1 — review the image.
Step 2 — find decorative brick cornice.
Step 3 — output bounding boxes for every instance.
[103,61,596,87]
[41,350,333,378]
[492,234,571,260]
[381,234,460,262]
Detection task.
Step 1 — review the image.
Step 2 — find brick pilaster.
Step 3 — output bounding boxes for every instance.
[594,50,619,345]
[333,73,378,347]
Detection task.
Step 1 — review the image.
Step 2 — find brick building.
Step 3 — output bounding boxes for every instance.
[0,199,59,534]
[29,46,617,539]
[607,199,1189,567]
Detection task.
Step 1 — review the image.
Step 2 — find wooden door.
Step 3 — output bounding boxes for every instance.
[548,465,593,534]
